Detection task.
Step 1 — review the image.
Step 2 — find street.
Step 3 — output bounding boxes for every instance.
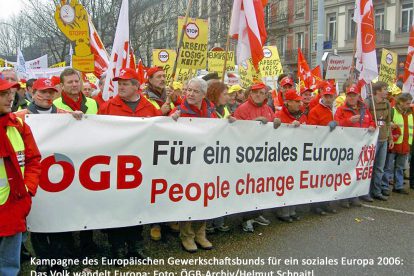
[22,189,414,276]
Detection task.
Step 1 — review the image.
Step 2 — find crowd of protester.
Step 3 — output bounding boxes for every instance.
[0,66,412,275]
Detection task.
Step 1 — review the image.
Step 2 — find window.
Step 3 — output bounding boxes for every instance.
[295,0,305,18]
[401,3,413,33]
[327,13,337,41]
[375,8,385,30]
[348,10,356,39]
[296,32,304,49]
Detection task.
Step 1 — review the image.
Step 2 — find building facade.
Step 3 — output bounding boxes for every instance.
[266,0,412,78]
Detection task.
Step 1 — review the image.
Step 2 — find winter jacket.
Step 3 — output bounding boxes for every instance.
[234,97,274,121]
[99,95,161,117]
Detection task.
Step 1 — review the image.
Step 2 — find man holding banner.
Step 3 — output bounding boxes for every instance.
[100,67,159,259]
[53,68,98,114]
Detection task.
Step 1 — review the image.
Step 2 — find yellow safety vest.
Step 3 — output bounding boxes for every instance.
[147,98,175,110]
[393,108,413,145]
[216,106,231,119]
[0,118,25,205]
[53,96,98,114]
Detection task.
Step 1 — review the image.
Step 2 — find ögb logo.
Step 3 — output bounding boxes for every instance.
[185,23,199,39]
[263,48,272,58]
[386,53,393,65]
[40,153,143,192]
[355,144,376,181]
[158,50,169,63]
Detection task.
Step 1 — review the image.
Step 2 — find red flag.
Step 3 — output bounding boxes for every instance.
[403,16,414,94]
[88,16,109,78]
[229,0,268,71]
[311,66,323,87]
[137,59,146,84]
[297,48,315,90]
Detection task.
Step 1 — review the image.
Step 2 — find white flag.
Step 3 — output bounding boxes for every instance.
[102,0,131,101]
[89,15,109,78]
[354,0,378,84]
[15,49,28,79]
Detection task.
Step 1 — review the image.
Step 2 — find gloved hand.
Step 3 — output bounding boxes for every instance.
[328,121,337,132]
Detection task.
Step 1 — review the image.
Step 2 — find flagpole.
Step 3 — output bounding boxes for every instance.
[369,82,378,125]
[221,37,231,81]
[350,16,358,82]
[170,0,193,86]
[221,5,234,82]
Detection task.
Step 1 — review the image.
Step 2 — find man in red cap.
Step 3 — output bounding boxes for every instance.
[275,89,307,126]
[274,89,306,222]
[306,83,338,215]
[234,82,275,122]
[307,83,336,126]
[0,78,41,275]
[300,87,314,116]
[53,68,99,114]
[233,82,276,233]
[99,67,157,259]
[15,78,76,119]
[274,76,294,110]
[142,66,173,115]
[334,84,376,129]
[335,84,376,208]
[99,68,161,117]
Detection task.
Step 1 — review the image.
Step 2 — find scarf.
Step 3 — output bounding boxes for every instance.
[27,103,57,114]
[62,92,82,111]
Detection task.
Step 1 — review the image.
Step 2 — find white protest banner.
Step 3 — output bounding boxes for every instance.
[325,55,353,80]
[26,115,377,233]
[10,54,48,70]
[28,67,69,79]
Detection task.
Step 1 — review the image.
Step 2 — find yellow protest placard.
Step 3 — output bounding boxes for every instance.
[50,61,66,68]
[0,58,5,67]
[54,0,94,72]
[177,17,208,70]
[153,49,189,83]
[85,73,98,84]
[207,51,235,76]
[379,48,398,86]
[239,59,262,88]
[259,46,283,77]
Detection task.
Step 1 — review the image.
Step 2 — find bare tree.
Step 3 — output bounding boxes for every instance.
[0,0,237,67]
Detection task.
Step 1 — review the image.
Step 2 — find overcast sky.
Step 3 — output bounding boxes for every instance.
[0,0,23,21]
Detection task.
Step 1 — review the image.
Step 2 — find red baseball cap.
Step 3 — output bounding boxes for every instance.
[113,68,139,81]
[300,86,313,94]
[50,76,61,86]
[147,66,164,78]
[284,89,303,101]
[320,83,336,96]
[346,84,360,94]
[0,79,20,92]
[251,82,266,91]
[280,77,294,87]
[33,78,58,92]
